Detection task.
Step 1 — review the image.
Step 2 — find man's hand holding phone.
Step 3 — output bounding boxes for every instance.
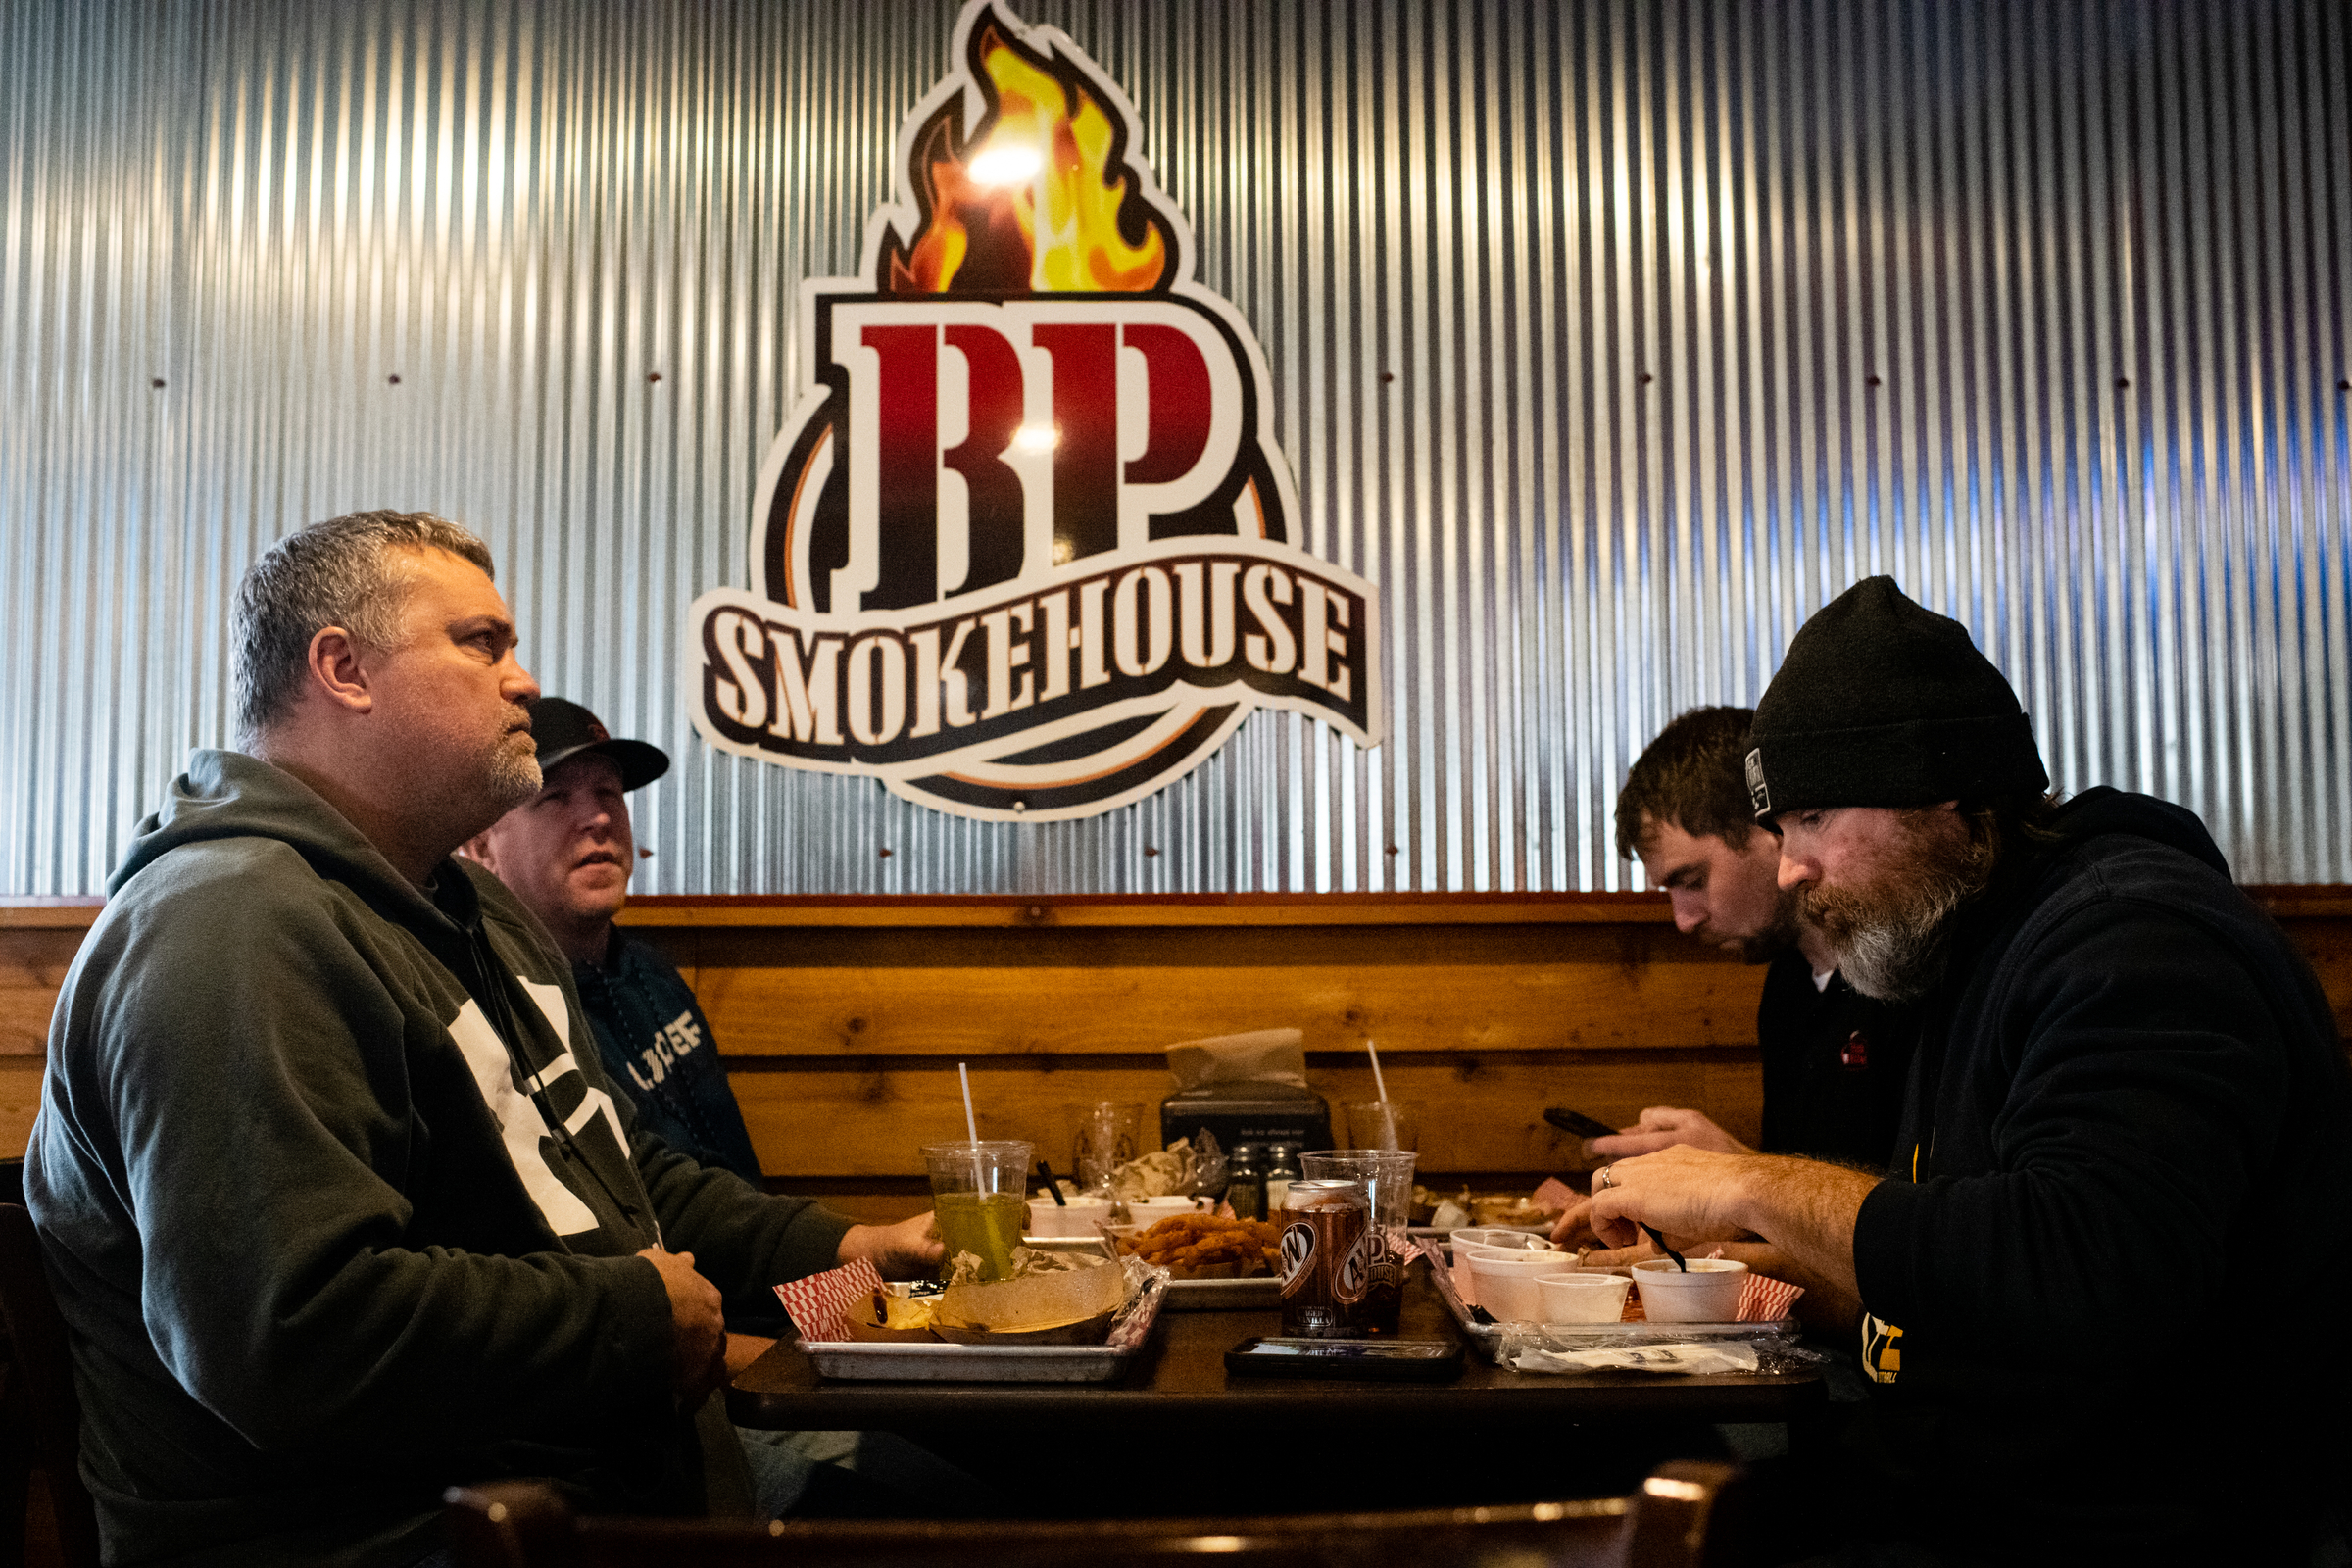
[1588,1105,1751,1159]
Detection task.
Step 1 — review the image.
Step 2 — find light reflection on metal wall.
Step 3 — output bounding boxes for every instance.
[3,1,2346,896]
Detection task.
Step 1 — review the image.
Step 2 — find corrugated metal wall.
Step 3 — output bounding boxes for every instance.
[3,0,2346,896]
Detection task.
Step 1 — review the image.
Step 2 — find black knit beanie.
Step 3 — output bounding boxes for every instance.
[1745,576,2047,818]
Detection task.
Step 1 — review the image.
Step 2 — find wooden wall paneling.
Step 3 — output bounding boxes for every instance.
[652,922,1771,1058]
[722,1050,1768,1181]
[0,929,81,1056]
[0,1061,42,1153]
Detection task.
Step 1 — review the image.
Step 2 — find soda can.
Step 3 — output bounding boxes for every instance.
[1277,1179,1371,1337]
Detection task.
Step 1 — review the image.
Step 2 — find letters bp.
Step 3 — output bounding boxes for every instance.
[686,0,1384,822]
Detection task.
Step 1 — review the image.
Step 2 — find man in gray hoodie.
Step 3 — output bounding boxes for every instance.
[27,513,941,1567]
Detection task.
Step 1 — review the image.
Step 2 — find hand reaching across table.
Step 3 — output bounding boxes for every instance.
[837,1210,946,1280]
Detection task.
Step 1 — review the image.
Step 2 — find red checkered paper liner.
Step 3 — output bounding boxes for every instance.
[1531,1176,1576,1213]
[773,1257,886,1343]
[1737,1272,1804,1322]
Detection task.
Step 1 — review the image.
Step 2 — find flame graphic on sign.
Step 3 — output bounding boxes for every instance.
[887,21,1169,294]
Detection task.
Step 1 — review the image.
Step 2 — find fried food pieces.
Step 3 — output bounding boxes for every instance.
[1119,1213,1282,1279]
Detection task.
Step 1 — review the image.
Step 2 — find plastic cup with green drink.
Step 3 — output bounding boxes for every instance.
[921,1140,1034,1283]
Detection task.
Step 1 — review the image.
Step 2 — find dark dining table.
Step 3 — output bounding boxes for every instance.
[728,1269,1827,1512]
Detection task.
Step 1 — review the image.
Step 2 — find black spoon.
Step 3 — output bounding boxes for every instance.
[1642,1223,1688,1272]
[1037,1159,1068,1205]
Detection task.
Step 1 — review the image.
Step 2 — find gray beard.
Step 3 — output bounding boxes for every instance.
[439,742,544,853]
[1801,816,1994,1004]
[486,745,544,812]
[1828,893,1963,1002]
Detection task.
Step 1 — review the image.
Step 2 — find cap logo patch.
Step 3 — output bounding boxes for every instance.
[1744,748,1770,813]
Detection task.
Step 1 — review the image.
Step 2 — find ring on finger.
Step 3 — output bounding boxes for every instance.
[1596,1165,1616,1190]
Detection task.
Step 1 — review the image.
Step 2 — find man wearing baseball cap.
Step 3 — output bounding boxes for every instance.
[466,699,942,1293]
[466,697,966,1518]
[1568,578,2352,1563]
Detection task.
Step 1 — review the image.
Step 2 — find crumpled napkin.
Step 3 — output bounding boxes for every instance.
[1508,1340,1761,1376]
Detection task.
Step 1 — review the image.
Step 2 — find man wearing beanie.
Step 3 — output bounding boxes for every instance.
[1574,577,2352,1565]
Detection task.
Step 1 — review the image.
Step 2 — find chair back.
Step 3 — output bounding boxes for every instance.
[446,1458,1741,1568]
[0,1203,102,1568]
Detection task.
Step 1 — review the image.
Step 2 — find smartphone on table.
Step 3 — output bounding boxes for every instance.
[1225,1337,1464,1381]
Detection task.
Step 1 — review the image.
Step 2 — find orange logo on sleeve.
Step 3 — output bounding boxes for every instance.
[1862,1312,1903,1383]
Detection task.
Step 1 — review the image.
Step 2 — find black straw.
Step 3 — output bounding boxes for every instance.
[1642,1223,1688,1271]
[1037,1158,1069,1205]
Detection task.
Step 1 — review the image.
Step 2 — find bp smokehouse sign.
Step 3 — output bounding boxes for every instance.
[687,0,1383,822]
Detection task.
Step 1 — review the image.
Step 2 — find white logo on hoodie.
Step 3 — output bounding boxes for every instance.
[446,979,628,1237]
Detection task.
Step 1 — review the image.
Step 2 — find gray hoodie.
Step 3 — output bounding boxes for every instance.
[27,751,851,1566]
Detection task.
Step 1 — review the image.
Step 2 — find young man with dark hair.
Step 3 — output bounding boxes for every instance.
[1601,706,1912,1172]
[1570,577,2352,1564]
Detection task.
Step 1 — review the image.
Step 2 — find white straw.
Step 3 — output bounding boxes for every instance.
[1365,1039,1398,1151]
[958,1061,986,1188]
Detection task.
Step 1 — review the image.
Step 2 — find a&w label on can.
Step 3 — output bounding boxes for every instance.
[1276,1179,1367,1339]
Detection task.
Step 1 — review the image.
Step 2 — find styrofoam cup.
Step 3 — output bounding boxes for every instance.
[1464,1249,1582,1320]
[1538,1271,1634,1323]
[1457,1242,1575,1264]
[1026,1196,1113,1237]
[1449,1227,1555,1252]
[1123,1196,1200,1229]
[1630,1257,1749,1323]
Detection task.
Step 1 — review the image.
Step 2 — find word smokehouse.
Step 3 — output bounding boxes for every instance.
[697,543,1371,769]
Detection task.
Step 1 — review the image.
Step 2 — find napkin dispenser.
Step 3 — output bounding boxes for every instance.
[1159,1081,1333,1157]
[1158,1029,1332,1156]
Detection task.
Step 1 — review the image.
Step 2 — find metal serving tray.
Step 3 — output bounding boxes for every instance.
[1027,1229,1279,1311]
[1161,1273,1280,1311]
[1419,1242,1798,1364]
[799,1276,1168,1384]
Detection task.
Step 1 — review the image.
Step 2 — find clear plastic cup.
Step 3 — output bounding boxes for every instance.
[922,1141,1034,1282]
[1299,1150,1417,1229]
[1064,1101,1146,1192]
[1340,1101,1422,1153]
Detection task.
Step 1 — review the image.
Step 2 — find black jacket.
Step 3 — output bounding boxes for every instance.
[1849,788,2352,1563]
[573,934,769,1188]
[1755,954,1912,1169]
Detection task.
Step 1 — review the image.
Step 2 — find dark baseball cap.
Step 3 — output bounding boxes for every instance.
[526,698,669,792]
